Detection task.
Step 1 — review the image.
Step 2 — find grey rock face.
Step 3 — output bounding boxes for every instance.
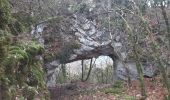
[116,61,154,81]
[33,13,154,87]
[43,14,122,86]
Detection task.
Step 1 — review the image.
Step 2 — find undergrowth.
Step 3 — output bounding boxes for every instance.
[102,81,135,100]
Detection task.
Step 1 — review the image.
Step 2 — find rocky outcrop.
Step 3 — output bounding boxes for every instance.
[39,13,124,86]
[33,12,154,87]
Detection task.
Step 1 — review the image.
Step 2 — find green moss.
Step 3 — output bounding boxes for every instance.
[102,81,124,95]
[26,42,43,56]
[44,53,55,62]
[23,86,37,100]
[0,1,49,99]
[12,11,36,30]
[71,42,81,49]
[104,88,123,94]
[112,81,124,88]
[0,0,11,29]
[0,77,11,100]
[124,95,136,100]
[0,40,49,99]
[8,18,25,35]
[0,30,11,80]
[57,41,81,63]
[100,81,136,100]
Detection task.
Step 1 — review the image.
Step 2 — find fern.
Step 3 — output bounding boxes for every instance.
[0,0,48,98]
[30,63,45,88]
[0,41,49,99]
[9,47,29,60]
[26,42,43,56]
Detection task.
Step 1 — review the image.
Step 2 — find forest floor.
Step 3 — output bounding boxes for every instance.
[49,77,167,100]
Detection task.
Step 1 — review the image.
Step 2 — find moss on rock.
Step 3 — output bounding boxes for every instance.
[0,0,11,29]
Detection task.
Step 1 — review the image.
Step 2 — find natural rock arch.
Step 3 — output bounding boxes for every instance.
[45,43,121,87]
[31,14,125,87]
[33,13,153,87]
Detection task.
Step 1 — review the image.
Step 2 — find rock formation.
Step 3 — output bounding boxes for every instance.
[33,12,154,87]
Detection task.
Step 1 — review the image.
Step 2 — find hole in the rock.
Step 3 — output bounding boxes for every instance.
[55,56,114,84]
[50,56,115,100]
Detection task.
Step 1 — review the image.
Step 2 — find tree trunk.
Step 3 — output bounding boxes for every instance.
[120,15,147,99]
[160,1,170,75]
[101,70,104,83]
[160,2,170,34]
[123,61,131,85]
[61,64,66,82]
[133,44,147,99]
[136,8,170,98]
[84,58,95,81]
[109,54,119,83]
[81,60,84,81]
[113,59,118,83]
